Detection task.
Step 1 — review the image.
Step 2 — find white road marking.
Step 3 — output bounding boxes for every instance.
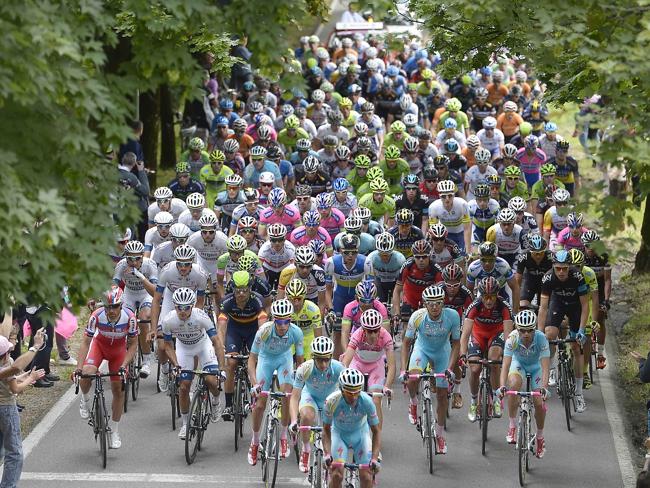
[20,472,308,485]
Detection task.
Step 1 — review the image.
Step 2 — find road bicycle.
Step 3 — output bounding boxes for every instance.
[330,461,376,488]
[298,424,327,488]
[168,367,181,431]
[505,374,543,487]
[467,358,502,455]
[183,369,222,465]
[75,370,125,469]
[232,350,251,452]
[259,373,291,488]
[549,337,577,431]
[123,342,143,413]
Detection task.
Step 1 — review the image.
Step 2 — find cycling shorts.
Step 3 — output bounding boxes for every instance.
[123,292,153,313]
[375,280,396,303]
[331,427,372,465]
[256,352,294,389]
[226,324,257,354]
[508,359,543,389]
[176,338,219,381]
[447,231,465,253]
[350,357,386,391]
[408,343,451,388]
[520,276,542,303]
[84,337,127,382]
[468,331,505,358]
[545,300,581,332]
[299,390,326,413]
[400,302,414,320]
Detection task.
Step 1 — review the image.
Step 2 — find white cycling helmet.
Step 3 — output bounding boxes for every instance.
[503,143,518,158]
[508,196,527,212]
[172,287,197,307]
[225,174,243,187]
[422,285,445,302]
[124,240,144,254]
[170,223,191,239]
[259,171,275,184]
[437,180,456,194]
[174,244,196,262]
[294,246,316,265]
[360,309,383,330]
[339,368,364,391]
[154,186,173,200]
[267,223,287,239]
[497,208,517,223]
[375,232,395,252]
[154,211,174,225]
[553,188,571,203]
[271,299,294,318]
[311,336,334,357]
[514,310,537,330]
[312,89,325,103]
[199,212,219,228]
[482,116,497,129]
[474,147,491,164]
[186,192,205,209]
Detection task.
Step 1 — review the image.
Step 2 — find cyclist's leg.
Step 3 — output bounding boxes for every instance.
[505,361,524,430]
[399,302,414,341]
[250,355,276,440]
[298,393,318,448]
[467,335,486,399]
[351,357,385,428]
[137,300,154,372]
[106,344,127,425]
[198,340,221,397]
[431,349,451,430]
[487,333,505,392]
[277,353,294,430]
[566,305,585,394]
[332,294,347,358]
[176,344,195,428]
[329,428,346,487]
[224,324,246,408]
[79,339,102,400]
[349,429,373,487]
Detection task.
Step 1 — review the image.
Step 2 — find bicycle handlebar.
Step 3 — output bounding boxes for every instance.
[298,425,323,432]
[467,359,503,365]
[549,338,577,344]
[331,462,371,469]
[259,390,291,399]
[179,369,219,376]
[408,373,447,380]
[506,390,542,397]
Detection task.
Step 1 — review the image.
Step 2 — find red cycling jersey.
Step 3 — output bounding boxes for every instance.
[398,258,444,308]
[438,282,474,319]
[465,297,512,353]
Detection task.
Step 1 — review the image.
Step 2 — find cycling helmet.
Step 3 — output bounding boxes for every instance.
[514,310,537,330]
[323,135,338,148]
[421,69,434,80]
[311,89,325,103]
[447,98,463,112]
[225,174,243,187]
[357,137,372,150]
[209,149,225,163]
[486,174,501,186]
[477,276,499,295]
[384,145,401,160]
[303,155,321,173]
[428,222,448,239]
[404,137,418,152]
[281,104,295,117]
[508,196,527,212]
[243,187,260,202]
[154,186,173,200]
[422,285,445,302]
[361,102,374,114]
[232,270,251,288]
[233,118,248,131]
[503,101,518,113]
[250,145,267,159]
[189,137,205,151]
[503,165,522,177]
[238,216,258,231]
[271,299,294,318]
[399,95,413,111]
[353,207,371,223]
[497,208,516,223]
[340,233,360,250]
[286,278,307,298]
[474,147,491,164]
[174,244,196,262]
[474,184,490,198]
[540,163,556,176]
[333,178,350,192]
[296,138,311,151]
[375,232,395,252]
[493,70,504,82]
[124,240,144,255]
[411,239,432,256]
[390,121,406,133]
[403,173,420,187]
[335,145,351,160]
[545,122,557,132]
[172,287,196,307]
[423,166,438,181]
[556,140,570,151]
[344,216,363,233]
[176,161,191,174]
[339,97,353,109]
[503,143,518,158]
[568,248,585,266]
[528,233,547,252]
[227,234,247,252]
[395,208,414,225]
[482,116,497,129]
[294,246,316,265]
[369,178,389,193]
[294,184,311,197]
[316,192,335,209]
[479,241,498,258]
[475,87,488,98]
[303,209,321,227]
[257,125,271,141]
[224,139,240,153]
[237,254,257,272]
[581,230,600,245]
[105,286,124,306]
[170,223,191,239]
[366,166,384,182]
[467,135,480,149]
[284,115,300,129]
[186,192,205,209]
[154,211,174,226]
[442,263,464,282]
[418,129,431,140]
[219,98,234,110]
[339,367,364,391]
[444,117,458,129]
[567,212,584,228]
[360,309,383,330]
[267,223,287,239]
[268,187,287,208]
[355,280,377,303]
[524,135,539,148]
[267,146,283,161]
[354,122,369,136]
[553,249,570,264]
[437,180,456,194]
[444,139,459,153]
[199,212,219,228]
[248,100,263,114]
[552,188,571,203]
[311,336,334,357]
[515,70,528,82]
[354,154,371,169]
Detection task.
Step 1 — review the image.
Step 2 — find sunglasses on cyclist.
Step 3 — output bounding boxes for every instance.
[270,238,285,243]
[260,182,273,187]
[441,194,454,199]
[446,282,461,288]
[363,328,380,334]
[157,224,171,230]
[274,318,291,326]
[413,255,428,260]
[177,262,192,268]
[175,304,192,311]
[240,228,255,234]
[201,229,216,235]
[172,238,187,244]
[126,256,142,262]
[342,250,358,256]
[157,198,171,204]
[106,303,122,310]
[554,265,570,272]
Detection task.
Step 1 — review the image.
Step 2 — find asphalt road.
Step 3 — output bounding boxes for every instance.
[17,359,625,488]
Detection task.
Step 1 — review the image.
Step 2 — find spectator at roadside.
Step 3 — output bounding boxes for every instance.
[118,151,150,241]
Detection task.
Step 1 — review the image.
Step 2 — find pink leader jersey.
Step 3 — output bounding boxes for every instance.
[343,299,389,335]
[289,226,333,248]
[318,207,346,239]
[556,226,588,251]
[259,204,302,233]
[347,326,394,390]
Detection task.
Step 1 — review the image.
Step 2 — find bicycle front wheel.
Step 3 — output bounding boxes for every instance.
[185,390,203,465]
[96,396,108,469]
[423,399,434,474]
[313,450,323,488]
[198,391,211,450]
[234,375,243,451]
[170,376,177,431]
[560,364,571,432]
[518,410,528,487]
[266,420,280,488]
[481,382,489,455]
[132,352,142,401]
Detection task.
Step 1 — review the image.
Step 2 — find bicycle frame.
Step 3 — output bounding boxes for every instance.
[299,424,326,487]
[549,337,577,431]
[468,358,502,455]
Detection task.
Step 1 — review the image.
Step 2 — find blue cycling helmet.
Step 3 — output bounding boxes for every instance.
[553,249,570,264]
[386,66,399,77]
[333,178,350,192]
[303,210,321,227]
[214,115,229,127]
[528,233,547,252]
[444,139,459,152]
[444,118,458,129]
[480,66,492,76]
[544,122,557,132]
[309,239,326,255]
[355,280,377,304]
[316,192,335,209]
[268,187,287,208]
[243,81,255,92]
[220,98,234,110]
[403,173,420,187]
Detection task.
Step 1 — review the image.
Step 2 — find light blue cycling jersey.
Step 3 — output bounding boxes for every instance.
[251,321,304,357]
[293,359,345,401]
[405,307,461,353]
[466,256,513,288]
[333,232,375,255]
[366,250,406,283]
[324,390,379,432]
[504,330,550,367]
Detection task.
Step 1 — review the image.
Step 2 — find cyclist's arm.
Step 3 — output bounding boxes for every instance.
[210,332,226,370]
[289,385,302,424]
[401,335,413,373]
[507,275,520,314]
[537,294,550,332]
[579,294,589,332]
[341,318,352,350]
[503,319,514,341]
[323,423,332,458]
[123,333,139,369]
[247,352,259,386]
[385,347,396,388]
[448,338,459,374]
[370,423,381,462]
[460,318,474,357]
[391,282,403,319]
[150,289,163,337]
[463,220,472,253]
[341,344,355,366]
[514,272,523,296]
[325,283,334,311]
[499,354,512,388]
[257,312,268,328]
[540,356,550,390]
[312,312,323,337]
[217,314,228,351]
[590,288,599,324]
[196,292,205,310]
[164,336,179,368]
[318,290,327,317]
[75,334,93,371]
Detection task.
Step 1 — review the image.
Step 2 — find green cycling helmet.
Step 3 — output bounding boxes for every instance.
[209,149,225,163]
[370,178,389,193]
[366,166,384,181]
[446,98,462,112]
[540,163,556,176]
[176,161,191,174]
[385,145,401,160]
[519,122,533,137]
[390,121,406,133]
[354,154,371,169]
[232,270,251,288]
[503,165,522,177]
[284,115,300,129]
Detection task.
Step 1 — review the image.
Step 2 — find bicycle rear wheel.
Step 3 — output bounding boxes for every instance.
[96,396,108,469]
[481,382,489,455]
[185,390,203,464]
[518,410,528,487]
[156,360,162,393]
[234,375,244,451]
[269,420,280,487]
[123,377,129,413]
[423,399,434,474]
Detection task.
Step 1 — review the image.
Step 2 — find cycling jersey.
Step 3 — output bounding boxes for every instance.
[431,239,465,268]
[398,258,444,309]
[556,227,587,251]
[504,329,550,387]
[200,164,234,208]
[500,180,530,202]
[543,206,569,245]
[259,205,302,233]
[476,128,505,156]
[156,262,208,315]
[466,297,512,354]
[219,292,265,328]
[468,198,500,242]
[366,250,406,283]
[464,165,499,201]
[324,389,378,434]
[292,299,321,360]
[378,159,410,195]
[333,231,375,255]
[515,250,553,302]
[394,193,429,228]
[547,156,579,190]
[439,111,470,133]
[224,275,272,300]
[348,327,393,390]
[294,359,345,411]
[388,225,424,258]
[516,148,547,186]
[252,321,304,387]
[187,231,228,281]
[162,308,216,346]
[319,207,346,239]
[468,102,496,132]
[332,194,358,217]
[295,171,332,196]
[289,226,333,251]
[147,198,187,225]
[144,227,170,254]
[258,241,296,273]
[213,191,246,230]
[178,208,217,233]
[357,194,396,222]
[486,223,524,266]
[216,250,264,280]
[85,307,138,380]
[342,300,388,335]
[541,269,588,331]
[230,204,261,231]
[324,254,368,313]
[112,258,158,310]
[530,178,565,201]
[584,252,611,279]
[150,241,182,270]
[278,265,326,302]
[466,257,513,290]
[439,282,474,319]
[428,197,470,234]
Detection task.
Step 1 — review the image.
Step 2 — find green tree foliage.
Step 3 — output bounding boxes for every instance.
[412,0,650,269]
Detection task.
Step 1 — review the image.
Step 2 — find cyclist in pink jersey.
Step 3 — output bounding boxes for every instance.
[289,209,334,254]
[259,187,302,238]
[516,135,547,187]
[341,281,389,348]
[315,192,346,239]
[556,212,587,251]
[342,309,395,428]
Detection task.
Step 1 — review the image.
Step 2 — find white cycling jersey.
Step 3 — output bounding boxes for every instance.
[144,226,170,253]
[187,230,228,281]
[157,262,208,319]
[147,198,187,224]
[258,241,296,273]
[113,257,158,310]
[178,208,218,233]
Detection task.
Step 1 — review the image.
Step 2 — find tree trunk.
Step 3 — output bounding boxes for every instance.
[634,194,650,273]
[139,90,160,188]
[160,84,177,170]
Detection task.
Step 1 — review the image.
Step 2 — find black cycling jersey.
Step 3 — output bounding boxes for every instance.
[225,276,271,299]
[394,192,429,228]
[540,269,588,303]
[388,225,424,257]
[219,291,265,328]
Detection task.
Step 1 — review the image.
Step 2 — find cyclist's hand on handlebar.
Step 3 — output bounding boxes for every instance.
[71,369,82,381]
[219,370,227,381]
[444,369,455,384]
[539,387,550,400]
[383,387,392,399]
[458,354,467,369]
[497,386,507,399]
[399,370,408,383]
[576,331,587,346]
[324,454,333,467]
[370,458,381,472]
[148,330,157,342]
[289,422,299,433]
[250,384,262,397]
